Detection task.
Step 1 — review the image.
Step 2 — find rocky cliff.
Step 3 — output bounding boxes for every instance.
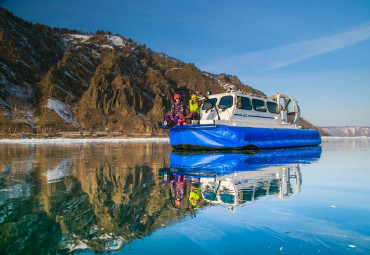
[0,8,325,137]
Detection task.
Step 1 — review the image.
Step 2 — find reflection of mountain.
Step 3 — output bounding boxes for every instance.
[45,158,72,183]
[0,144,321,254]
[0,143,180,254]
[163,147,321,209]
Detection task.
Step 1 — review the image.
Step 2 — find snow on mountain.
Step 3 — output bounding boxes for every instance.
[65,34,92,44]
[46,98,73,124]
[106,35,126,46]
[101,45,114,49]
[64,34,126,47]
[321,127,370,137]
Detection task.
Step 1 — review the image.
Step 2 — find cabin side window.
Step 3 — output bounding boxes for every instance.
[202,98,218,110]
[236,96,252,110]
[267,101,279,114]
[218,96,233,110]
[252,99,267,112]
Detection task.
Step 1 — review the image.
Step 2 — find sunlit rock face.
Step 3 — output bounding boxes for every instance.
[0,8,324,136]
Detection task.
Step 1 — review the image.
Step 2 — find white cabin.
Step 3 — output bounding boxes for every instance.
[196,90,301,129]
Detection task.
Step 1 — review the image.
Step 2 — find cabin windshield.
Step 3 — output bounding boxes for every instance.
[202,98,218,111]
[218,96,233,110]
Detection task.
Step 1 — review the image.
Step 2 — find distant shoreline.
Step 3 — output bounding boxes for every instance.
[1,136,369,145]
[0,137,170,144]
[321,136,370,139]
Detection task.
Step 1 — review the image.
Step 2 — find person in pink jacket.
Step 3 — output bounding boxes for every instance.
[164,94,186,125]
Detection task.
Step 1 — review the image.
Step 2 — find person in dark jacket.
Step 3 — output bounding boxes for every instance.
[164,94,186,125]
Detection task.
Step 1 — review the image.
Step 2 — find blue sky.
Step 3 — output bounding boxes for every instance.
[2,0,370,126]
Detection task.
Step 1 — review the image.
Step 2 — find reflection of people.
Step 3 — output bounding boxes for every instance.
[164,172,203,211]
[164,94,186,126]
[189,182,202,208]
[185,94,202,121]
[168,175,186,206]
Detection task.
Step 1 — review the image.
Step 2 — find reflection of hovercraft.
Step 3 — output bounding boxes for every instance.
[160,146,321,208]
[166,146,321,175]
[200,164,302,208]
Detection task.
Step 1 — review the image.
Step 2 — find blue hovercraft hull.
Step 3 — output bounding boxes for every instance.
[168,124,321,150]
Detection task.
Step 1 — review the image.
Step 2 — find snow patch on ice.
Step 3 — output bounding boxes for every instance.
[46,98,73,123]
[45,159,72,183]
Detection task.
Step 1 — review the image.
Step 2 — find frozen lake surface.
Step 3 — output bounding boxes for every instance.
[0,138,369,254]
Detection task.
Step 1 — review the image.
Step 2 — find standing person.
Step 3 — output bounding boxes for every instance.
[185,93,202,121]
[164,94,186,125]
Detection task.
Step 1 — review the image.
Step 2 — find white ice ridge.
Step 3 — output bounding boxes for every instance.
[0,138,170,144]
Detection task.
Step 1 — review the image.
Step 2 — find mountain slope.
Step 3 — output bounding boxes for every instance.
[0,8,326,137]
[321,127,370,137]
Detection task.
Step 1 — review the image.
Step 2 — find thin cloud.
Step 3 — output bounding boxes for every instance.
[207,24,370,72]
